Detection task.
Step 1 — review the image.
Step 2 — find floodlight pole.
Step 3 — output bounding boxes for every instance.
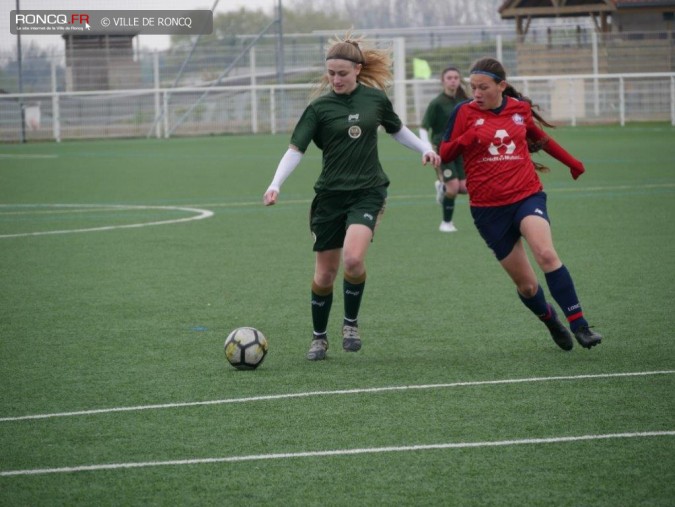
[276,0,285,85]
[16,0,26,143]
[276,0,286,129]
[145,0,220,138]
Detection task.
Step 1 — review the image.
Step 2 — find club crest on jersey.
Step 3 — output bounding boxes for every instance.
[348,125,362,139]
[512,113,524,125]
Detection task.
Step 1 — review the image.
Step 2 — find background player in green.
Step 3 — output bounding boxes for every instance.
[420,66,470,232]
[263,33,440,360]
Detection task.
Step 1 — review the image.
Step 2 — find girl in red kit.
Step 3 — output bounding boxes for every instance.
[439,57,602,351]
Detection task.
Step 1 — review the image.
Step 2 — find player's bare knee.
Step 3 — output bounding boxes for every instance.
[314,270,338,288]
[342,255,365,279]
[534,248,560,271]
[517,282,539,298]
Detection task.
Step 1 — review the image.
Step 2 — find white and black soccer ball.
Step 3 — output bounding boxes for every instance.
[224,327,269,370]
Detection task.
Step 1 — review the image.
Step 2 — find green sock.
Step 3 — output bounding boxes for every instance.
[343,278,365,326]
[311,290,332,338]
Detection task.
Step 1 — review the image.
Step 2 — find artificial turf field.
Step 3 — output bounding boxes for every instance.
[1,125,674,505]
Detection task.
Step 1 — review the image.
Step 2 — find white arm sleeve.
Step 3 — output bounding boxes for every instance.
[391,126,434,155]
[419,128,430,146]
[267,148,303,193]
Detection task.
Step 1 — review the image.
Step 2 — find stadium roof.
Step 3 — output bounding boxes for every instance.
[613,0,675,7]
[499,0,675,19]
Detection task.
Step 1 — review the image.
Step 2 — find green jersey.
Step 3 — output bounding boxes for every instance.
[290,84,402,192]
[422,92,466,147]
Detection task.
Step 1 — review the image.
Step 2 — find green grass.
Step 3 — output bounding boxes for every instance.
[1,125,674,505]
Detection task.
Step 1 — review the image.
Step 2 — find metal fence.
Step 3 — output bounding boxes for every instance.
[2,26,674,142]
[2,72,674,142]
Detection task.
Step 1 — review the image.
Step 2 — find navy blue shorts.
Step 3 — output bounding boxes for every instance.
[470,192,550,261]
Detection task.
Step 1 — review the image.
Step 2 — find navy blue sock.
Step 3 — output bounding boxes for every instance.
[442,196,455,222]
[544,265,588,332]
[518,285,550,319]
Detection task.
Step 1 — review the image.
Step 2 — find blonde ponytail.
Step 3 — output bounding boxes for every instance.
[313,32,393,97]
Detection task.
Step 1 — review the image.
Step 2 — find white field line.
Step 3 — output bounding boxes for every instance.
[1,431,673,477]
[1,370,672,423]
[0,207,132,216]
[0,204,213,239]
[0,154,58,159]
[1,182,670,238]
[189,182,675,209]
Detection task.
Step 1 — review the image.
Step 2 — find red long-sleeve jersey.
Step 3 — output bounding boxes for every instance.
[440,97,565,207]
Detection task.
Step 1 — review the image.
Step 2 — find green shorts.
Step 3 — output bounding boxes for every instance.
[309,186,387,252]
[440,157,465,182]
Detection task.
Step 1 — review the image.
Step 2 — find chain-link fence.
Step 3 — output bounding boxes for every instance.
[1,27,674,141]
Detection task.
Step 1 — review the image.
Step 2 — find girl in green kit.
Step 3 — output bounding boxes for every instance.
[420,66,470,232]
[263,34,440,360]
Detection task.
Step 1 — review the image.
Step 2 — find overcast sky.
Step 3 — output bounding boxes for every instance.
[2,0,280,53]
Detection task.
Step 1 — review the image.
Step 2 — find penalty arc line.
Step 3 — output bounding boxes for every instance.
[1,370,673,423]
[0,204,214,239]
[1,431,673,477]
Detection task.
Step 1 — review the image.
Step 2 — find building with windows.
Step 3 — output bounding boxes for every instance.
[62,34,141,91]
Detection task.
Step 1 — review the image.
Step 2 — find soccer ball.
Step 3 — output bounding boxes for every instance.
[224,327,269,370]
